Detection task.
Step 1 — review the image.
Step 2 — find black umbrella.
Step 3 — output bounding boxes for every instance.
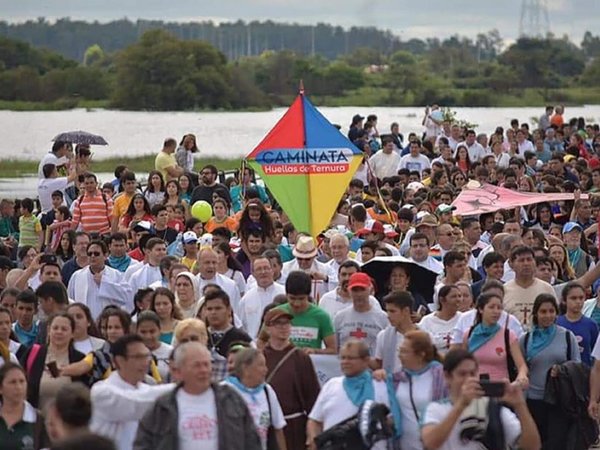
[361,255,439,303]
[52,131,108,145]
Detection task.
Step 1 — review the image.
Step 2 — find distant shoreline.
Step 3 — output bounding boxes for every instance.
[0,155,243,178]
[2,87,600,112]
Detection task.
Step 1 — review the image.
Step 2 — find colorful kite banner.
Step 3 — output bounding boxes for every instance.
[452,181,586,216]
[246,92,363,237]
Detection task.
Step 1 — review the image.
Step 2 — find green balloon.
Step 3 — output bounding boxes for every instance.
[191,200,212,222]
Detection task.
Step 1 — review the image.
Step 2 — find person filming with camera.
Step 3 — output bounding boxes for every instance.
[421,349,540,450]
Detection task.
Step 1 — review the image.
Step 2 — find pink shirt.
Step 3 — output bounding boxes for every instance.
[463,327,517,381]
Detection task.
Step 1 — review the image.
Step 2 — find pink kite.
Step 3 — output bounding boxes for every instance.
[451,181,586,216]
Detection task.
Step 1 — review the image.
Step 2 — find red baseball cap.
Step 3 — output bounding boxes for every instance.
[348,272,372,290]
[356,221,384,236]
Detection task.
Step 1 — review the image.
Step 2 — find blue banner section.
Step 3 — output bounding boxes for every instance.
[302,96,362,154]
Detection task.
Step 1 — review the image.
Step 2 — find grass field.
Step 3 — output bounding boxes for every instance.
[0,155,243,177]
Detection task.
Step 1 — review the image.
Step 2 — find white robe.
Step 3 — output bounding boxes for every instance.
[67,266,133,320]
[128,264,162,296]
[239,283,286,338]
[282,259,331,301]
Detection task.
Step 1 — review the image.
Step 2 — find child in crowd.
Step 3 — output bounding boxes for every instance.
[17,198,42,251]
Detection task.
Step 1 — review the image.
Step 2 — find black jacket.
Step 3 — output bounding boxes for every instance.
[19,343,89,408]
[544,361,598,450]
[133,383,261,450]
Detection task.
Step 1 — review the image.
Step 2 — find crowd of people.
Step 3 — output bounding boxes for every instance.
[0,105,599,449]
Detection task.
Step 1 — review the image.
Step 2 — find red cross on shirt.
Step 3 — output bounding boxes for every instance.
[350,328,368,339]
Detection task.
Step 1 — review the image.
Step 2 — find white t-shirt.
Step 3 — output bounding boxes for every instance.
[224,382,286,450]
[177,388,219,450]
[422,400,521,450]
[309,376,390,438]
[319,290,381,321]
[450,310,524,345]
[374,329,404,373]
[151,342,173,381]
[504,278,556,327]
[368,151,402,180]
[333,306,390,356]
[37,152,68,178]
[397,370,433,450]
[37,177,70,212]
[418,312,462,354]
[398,154,431,175]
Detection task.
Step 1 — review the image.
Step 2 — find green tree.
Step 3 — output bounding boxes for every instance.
[112,29,233,110]
[581,57,600,87]
[83,44,104,66]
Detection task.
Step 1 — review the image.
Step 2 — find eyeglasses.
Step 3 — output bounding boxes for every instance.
[269,320,291,327]
[296,257,313,262]
[87,251,102,257]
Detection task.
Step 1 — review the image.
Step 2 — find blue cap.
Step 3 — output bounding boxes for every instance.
[562,222,583,234]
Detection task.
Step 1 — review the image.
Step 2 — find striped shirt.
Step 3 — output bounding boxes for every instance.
[18,214,41,247]
[72,190,113,234]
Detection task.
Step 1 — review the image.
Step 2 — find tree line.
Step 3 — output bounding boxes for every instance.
[1,20,600,110]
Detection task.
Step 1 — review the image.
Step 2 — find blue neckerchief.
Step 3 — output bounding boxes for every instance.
[107,254,131,273]
[385,373,403,438]
[567,248,583,269]
[404,360,440,377]
[13,322,39,347]
[527,324,557,361]
[225,375,265,403]
[343,370,374,407]
[468,323,501,353]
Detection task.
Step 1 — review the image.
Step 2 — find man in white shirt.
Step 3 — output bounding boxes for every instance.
[398,140,431,176]
[197,248,241,313]
[409,232,443,275]
[239,256,285,338]
[464,129,487,162]
[516,129,535,155]
[91,334,176,450]
[504,246,555,328]
[324,232,352,291]
[67,240,133,320]
[447,124,463,151]
[320,261,381,320]
[128,238,166,296]
[37,140,70,178]
[38,163,78,213]
[133,341,261,450]
[333,273,389,356]
[368,138,401,180]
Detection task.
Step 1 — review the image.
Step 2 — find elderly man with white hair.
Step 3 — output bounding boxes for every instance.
[134,341,261,450]
[196,248,241,314]
[324,232,352,291]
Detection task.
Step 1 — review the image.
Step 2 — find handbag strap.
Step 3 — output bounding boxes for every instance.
[266,346,297,384]
[408,376,420,422]
[264,385,273,425]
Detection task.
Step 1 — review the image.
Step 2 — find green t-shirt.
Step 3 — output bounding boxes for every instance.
[277,303,334,349]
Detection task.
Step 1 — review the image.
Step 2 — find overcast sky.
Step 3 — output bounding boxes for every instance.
[1,0,595,43]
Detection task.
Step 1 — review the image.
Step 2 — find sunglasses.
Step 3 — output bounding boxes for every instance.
[87,251,102,257]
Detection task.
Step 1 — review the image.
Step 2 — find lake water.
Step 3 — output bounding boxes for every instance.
[1,105,600,198]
